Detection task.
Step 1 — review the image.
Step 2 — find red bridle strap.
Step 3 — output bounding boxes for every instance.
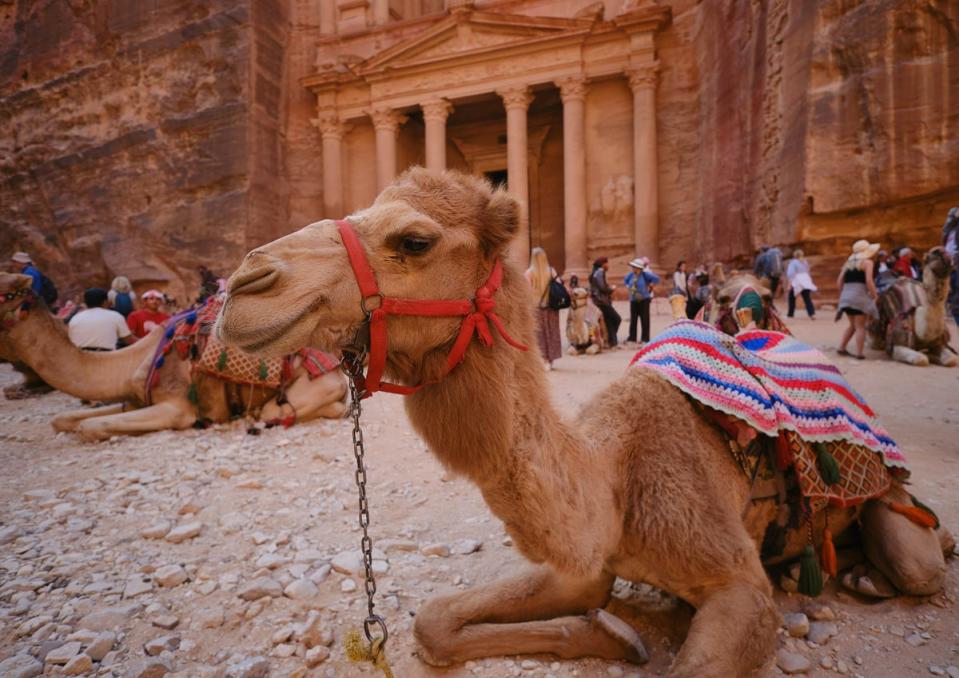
[337,219,527,398]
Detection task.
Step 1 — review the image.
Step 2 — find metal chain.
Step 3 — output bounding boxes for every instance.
[344,357,389,648]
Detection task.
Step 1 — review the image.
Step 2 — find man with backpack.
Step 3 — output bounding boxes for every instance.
[623,257,660,345]
[10,252,58,307]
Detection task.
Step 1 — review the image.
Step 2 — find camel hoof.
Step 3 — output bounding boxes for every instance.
[937,526,956,558]
[840,566,896,599]
[589,609,649,665]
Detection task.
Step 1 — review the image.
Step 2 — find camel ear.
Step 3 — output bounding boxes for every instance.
[480,188,520,257]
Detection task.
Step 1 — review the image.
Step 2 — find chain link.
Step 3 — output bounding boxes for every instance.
[344,357,389,648]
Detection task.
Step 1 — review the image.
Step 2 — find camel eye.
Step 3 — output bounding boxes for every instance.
[399,236,433,255]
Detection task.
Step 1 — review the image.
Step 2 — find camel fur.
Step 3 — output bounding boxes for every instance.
[217,168,948,676]
[869,247,958,367]
[0,273,348,441]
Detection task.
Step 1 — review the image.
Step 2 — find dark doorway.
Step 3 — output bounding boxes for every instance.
[485,169,508,190]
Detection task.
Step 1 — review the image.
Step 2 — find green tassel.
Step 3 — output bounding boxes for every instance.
[187,382,198,405]
[910,494,941,529]
[259,359,268,381]
[217,349,228,371]
[760,521,787,560]
[815,443,841,485]
[798,544,823,597]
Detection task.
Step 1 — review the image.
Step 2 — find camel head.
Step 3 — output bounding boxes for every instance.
[924,246,953,280]
[0,272,34,361]
[219,168,521,373]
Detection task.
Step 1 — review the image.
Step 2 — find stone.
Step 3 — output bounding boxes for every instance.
[125,577,155,598]
[271,626,294,645]
[0,525,23,544]
[804,602,835,621]
[141,521,172,540]
[63,653,93,675]
[224,656,270,678]
[906,632,927,647]
[930,667,945,676]
[165,522,202,543]
[155,564,189,588]
[331,550,365,575]
[255,554,288,570]
[86,631,117,661]
[144,634,181,656]
[128,658,173,678]
[0,654,43,678]
[271,643,295,658]
[421,543,451,557]
[79,603,141,631]
[820,656,834,670]
[806,621,838,645]
[45,641,82,665]
[284,578,319,600]
[452,539,483,555]
[776,649,811,674]
[305,645,330,667]
[378,538,418,553]
[194,607,224,629]
[298,611,334,649]
[945,666,959,678]
[237,577,282,600]
[607,667,624,677]
[152,614,180,630]
[340,579,357,593]
[783,612,809,638]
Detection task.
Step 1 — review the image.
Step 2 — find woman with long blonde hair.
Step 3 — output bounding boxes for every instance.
[107,275,136,318]
[525,247,562,370]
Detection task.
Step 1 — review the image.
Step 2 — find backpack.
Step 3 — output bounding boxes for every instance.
[113,291,134,317]
[767,249,783,277]
[546,277,571,310]
[38,273,58,306]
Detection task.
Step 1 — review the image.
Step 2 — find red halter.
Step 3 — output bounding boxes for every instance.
[336,219,527,398]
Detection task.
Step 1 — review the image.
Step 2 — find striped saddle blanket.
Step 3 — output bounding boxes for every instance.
[630,320,907,474]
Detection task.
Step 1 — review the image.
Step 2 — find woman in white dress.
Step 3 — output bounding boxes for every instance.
[786,249,817,319]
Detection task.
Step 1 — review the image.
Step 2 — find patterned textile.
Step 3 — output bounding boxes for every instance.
[195,334,282,387]
[630,320,908,472]
[873,277,927,353]
[787,432,892,510]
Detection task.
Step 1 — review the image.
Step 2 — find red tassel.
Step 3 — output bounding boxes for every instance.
[889,502,938,529]
[821,528,837,578]
[775,433,793,470]
[281,415,296,428]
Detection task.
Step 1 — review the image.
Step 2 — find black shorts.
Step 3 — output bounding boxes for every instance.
[839,307,863,317]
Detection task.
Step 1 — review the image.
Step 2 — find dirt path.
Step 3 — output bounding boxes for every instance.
[1,307,957,677]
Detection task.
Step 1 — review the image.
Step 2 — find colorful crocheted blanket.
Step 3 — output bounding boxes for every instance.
[630,320,908,472]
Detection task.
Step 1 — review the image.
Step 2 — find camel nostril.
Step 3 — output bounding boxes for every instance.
[228,266,280,296]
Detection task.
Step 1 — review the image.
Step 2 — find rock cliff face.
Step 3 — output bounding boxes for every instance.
[0,0,287,303]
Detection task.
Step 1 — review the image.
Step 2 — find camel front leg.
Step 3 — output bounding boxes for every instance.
[414,565,647,667]
[891,345,930,366]
[929,347,959,367]
[73,400,196,442]
[260,371,348,424]
[52,404,127,433]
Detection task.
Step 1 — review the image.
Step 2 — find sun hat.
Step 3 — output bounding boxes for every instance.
[851,239,880,259]
[142,289,165,300]
[628,257,646,269]
[11,252,31,264]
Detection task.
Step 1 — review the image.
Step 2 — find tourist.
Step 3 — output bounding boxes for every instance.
[943,207,959,324]
[623,257,660,344]
[590,257,621,348]
[668,260,688,320]
[836,240,880,360]
[197,266,222,304]
[10,251,57,306]
[689,272,711,319]
[754,245,784,299]
[108,276,136,317]
[525,247,562,370]
[786,249,817,319]
[67,288,134,351]
[893,247,920,280]
[126,289,171,338]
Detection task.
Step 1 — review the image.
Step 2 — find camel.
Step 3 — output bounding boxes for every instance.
[217,168,948,677]
[565,286,604,355]
[869,247,958,367]
[695,272,788,335]
[0,273,348,441]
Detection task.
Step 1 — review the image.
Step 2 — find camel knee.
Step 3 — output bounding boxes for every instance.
[413,598,459,667]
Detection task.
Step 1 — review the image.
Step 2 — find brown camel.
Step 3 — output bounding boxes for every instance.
[0,273,348,441]
[217,169,947,677]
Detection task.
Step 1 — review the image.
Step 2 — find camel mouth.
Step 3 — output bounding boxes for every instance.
[218,296,323,357]
[228,266,280,297]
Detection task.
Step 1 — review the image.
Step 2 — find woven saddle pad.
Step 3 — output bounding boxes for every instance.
[195,334,283,389]
[787,430,892,510]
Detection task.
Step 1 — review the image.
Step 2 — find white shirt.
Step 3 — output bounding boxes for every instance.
[68,307,131,350]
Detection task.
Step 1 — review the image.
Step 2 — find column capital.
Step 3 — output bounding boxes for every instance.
[497,86,533,111]
[421,98,454,123]
[311,113,348,140]
[556,75,588,103]
[626,62,660,91]
[370,107,408,132]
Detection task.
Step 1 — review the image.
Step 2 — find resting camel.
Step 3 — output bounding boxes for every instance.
[217,169,947,677]
[0,273,347,441]
[869,247,958,367]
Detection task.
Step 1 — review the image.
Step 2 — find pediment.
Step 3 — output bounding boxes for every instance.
[362,11,594,72]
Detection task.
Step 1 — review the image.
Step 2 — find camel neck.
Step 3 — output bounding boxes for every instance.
[8,308,160,403]
[918,271,947,341]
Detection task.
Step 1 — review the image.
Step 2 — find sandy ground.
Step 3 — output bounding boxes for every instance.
[1,303,958,678]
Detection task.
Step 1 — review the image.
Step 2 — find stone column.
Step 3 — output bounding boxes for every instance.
[421,99,453,172]
[372,0,389,25]
[314,114,347,216]
[628,64,659,264]
[319,2,335,34]
[497,86,534,263]
[558,76,589,275]
[371,108,407,192]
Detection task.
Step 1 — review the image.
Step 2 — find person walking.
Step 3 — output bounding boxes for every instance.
[943,207,959,325]
[108,276,136,318]
[624,257,660,344]
[10,251,57,307]
[786,249,817,319]
[525,247,563,370]
[67,288,134,351]
[836,240,880,360]
[669,260,688,320]
[590,257,621,348]
[126,289,170,338]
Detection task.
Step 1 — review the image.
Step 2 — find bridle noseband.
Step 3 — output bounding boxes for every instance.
[1,288,34,330]
[336,219,527,398]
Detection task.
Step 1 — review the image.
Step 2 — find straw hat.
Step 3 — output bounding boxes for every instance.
[11,252,31,264]
[851,239,880,259]
[628,257,646,270]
